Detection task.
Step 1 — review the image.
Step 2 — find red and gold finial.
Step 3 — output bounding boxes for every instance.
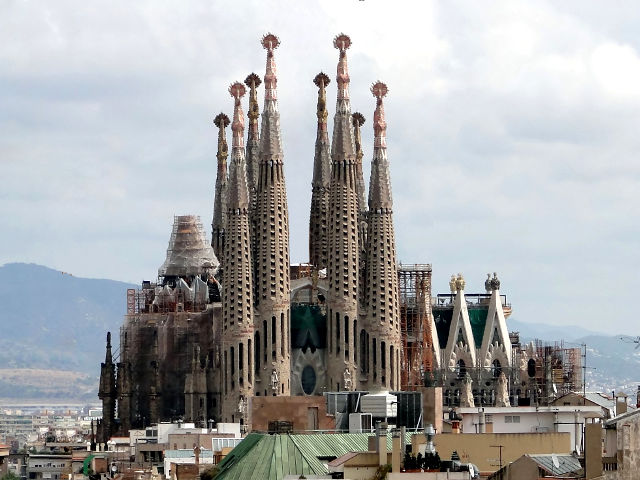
[371,81,388,149]
[229,82,246,150]
[213,113,230,129]
[314,72,330,124]
[262,33,280,52]
[333,33,351,52]
[313,72,330,89]
[352,112,365,127]
[334,33,351,101]
[262,33,280,102]
[245,73,261,127]
[213,113,230,163]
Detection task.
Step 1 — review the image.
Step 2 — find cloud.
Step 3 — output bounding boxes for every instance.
[1,0,639,334]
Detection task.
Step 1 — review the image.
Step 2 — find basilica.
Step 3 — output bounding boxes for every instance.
[98,33,578,441]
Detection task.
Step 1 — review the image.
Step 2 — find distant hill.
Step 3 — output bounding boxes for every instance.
[0,263,135,401]
[0,263,637,402]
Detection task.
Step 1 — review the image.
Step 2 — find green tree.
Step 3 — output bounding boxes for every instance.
[1,472,20,480]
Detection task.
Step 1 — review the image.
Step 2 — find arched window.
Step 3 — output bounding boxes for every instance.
[359,330,367,374]
[527,359,536,378]
[455,359,466,379]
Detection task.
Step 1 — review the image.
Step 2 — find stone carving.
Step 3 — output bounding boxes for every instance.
[490,272,500,291]
[343,368,352,391]
[495,372,510,407]
[455,273,465,292]
[449,274,457,293]
[460,373,475,407]
[270,365,279,394]
[485,273,492,293]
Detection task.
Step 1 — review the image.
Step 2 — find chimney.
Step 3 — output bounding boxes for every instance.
[615,392,628,415]
[392,429,401,473]
[376,422,387,466]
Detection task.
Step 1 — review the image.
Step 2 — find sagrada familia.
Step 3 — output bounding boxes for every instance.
[98,33,580,441]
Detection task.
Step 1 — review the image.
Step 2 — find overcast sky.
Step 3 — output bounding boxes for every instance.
[2,0,639,335]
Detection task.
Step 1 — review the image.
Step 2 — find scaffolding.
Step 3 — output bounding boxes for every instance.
[398,264,433,390]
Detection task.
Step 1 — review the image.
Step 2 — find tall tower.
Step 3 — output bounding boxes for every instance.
[309,72,331,269]
[352,112,368,307]
[98,332,116,443]
[212,113,230,259]
[244,73,261,217]
[222,82,255,423]
[254,33,291,396]
[326,34,359,391]
[363,82,401,392]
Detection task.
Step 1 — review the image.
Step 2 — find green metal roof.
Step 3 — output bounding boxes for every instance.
[213,432,416,480]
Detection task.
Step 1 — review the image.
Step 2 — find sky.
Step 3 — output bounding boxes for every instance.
[1,0,639,335]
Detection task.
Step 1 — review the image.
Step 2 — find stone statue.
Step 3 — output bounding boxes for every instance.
[455,273,465,292]
[485,273,492,293]
[270,365,279,394]
[343,368,352,391]
[495,372,510,407]
[238,396,246,415]
[490,272,500,291]
[460,372,475,407]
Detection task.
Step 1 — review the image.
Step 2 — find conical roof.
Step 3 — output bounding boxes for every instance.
[159,215,220,277]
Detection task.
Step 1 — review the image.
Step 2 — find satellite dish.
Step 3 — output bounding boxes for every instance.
[552,454,560,469]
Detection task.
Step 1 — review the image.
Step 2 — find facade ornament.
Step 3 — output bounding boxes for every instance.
[314,72,330,124]
[238,396,246,415]
[455,273,465,292]
[460,373,475,407]
[449,274,457,293]
[333,33,351,101]
[485,273,492,293]
[495,372,510,407]
[490,272,500,291]
[343,368,352,391]
[270,364,279,394]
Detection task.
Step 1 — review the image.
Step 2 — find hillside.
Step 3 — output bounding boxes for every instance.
[0,263,135,401]
[0,263,637,402]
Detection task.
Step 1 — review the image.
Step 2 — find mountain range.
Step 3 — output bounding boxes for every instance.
[0,262,638,403]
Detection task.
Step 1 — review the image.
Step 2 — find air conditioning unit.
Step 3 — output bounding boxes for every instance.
[349,413,373,433]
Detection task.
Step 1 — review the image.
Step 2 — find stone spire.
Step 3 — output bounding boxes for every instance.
[244,73,261,214]
[212,113,230,259]
[352,112,368,307]
[309,72,331,269]
[222,81,254,424]
[254,33,291,396]
[352,112,367,211]
[326,33,359,391]
[98,332,116,443]
[368,82,393,210]
[363,82,401,392]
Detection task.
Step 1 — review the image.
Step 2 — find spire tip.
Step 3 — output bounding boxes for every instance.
[229,81,247,100]
[313,72,331,88]
[261,33,280,51]
[371,81,388,99]
[244,73,262,88]
[213,112,230,128]
[333,33,351,51]
[352,112,365,127]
